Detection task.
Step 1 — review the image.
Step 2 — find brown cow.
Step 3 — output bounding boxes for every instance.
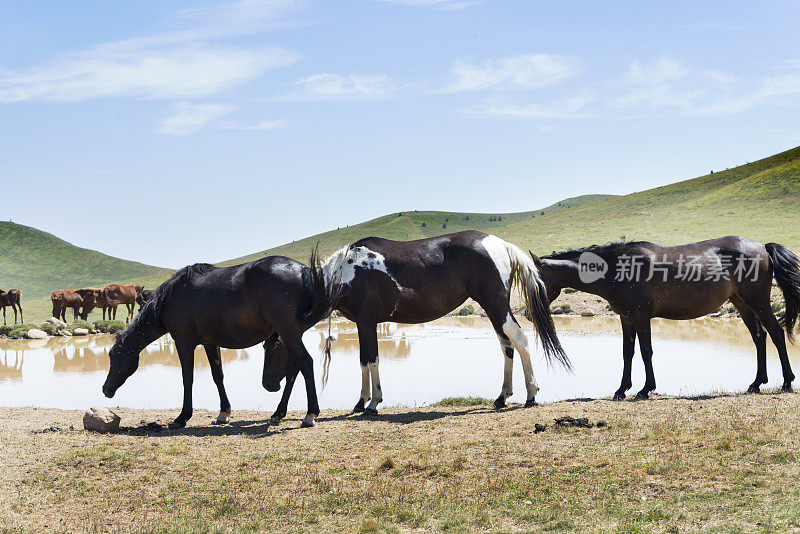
[74,288,112,320]
[50,289,84,322]
[103,284,144,323]
[0,289,23,325]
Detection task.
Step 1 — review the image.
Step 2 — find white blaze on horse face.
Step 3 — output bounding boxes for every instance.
[502,314,539,401]
[481,235,512,289]
[323,245,399,288]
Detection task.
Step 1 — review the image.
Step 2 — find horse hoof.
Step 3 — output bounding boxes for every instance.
[524,399,538,408]
[634,392,649,401]
[352,399,366,413]
[301,414,317,428]
[269,416,282,426]
[168,420,186,429]
[362,408,378,416]
[747,385,761,394]
[782,384,794,393]
[612,393,626,401]
[493,395,507,410]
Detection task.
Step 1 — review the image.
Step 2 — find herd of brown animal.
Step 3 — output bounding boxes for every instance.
[50,285,154,324]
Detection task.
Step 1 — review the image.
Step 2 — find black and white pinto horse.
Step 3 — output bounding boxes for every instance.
[265,230,569,416]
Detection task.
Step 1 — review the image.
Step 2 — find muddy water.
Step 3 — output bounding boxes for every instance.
[1,317,799,413]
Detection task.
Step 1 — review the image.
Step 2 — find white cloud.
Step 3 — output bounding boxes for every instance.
[280,73,395,101]
[0,0,300,103]
[465,94,595,119]
[438,54,582,93]
[158,102,236,136]
[217,118,288,130]
[373,0,476,10]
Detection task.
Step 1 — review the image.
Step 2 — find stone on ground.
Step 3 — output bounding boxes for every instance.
[83,407,121,433]
[73,328,89,336]
[23,328,48,340]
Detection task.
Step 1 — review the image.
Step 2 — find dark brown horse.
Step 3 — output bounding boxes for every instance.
[50,289,84,322]
[103,252,336,429]
[103,284,144,323]
[0,289,23,325]
[76,288,113,320]
[136,289,154,311]
[534,236,800,399]
[264,231,568,416]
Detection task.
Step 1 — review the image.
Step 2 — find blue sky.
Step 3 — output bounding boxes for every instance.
[1,0,799,267]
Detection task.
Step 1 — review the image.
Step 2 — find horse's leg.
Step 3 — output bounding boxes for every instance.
[203,344,231,424]
[501,314,539,407]
[2,306,5,326]
[730,297,769,393]
[353,363,370,413]
[270,362,299,425]
[170,336,196,429]
[283,334,320,427]
[613,317,636,400]
[356,320,382,415]
[479,298,518,409]
[751,303,795,392]
[13,304,18,325]
[18,301,23,324]
[633,314,656,400]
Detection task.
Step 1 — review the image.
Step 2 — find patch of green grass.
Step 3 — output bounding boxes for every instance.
[433,396,491,407]
[94,320,127,334]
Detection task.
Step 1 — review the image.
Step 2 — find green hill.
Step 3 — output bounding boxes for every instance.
[490,146,800,255]
[221,194,613,266]
[0,222,168,300]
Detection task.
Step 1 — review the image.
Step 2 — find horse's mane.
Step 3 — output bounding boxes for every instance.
[116,263,216,343]
[543,241,650,261]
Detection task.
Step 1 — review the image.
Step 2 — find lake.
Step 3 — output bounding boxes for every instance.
[1,316,798,413]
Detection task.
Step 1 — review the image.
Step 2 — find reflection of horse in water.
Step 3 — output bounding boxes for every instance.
[0,351,23,382]
[317,324,412,360]
[50,337,250,373]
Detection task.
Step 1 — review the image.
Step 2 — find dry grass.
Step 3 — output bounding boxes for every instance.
[2,393,800,532]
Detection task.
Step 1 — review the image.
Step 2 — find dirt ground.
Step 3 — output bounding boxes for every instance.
[2,391,800,533]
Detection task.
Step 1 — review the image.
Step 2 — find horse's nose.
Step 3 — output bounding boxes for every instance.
[263,380,280,393]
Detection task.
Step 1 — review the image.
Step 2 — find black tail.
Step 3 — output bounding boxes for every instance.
[766,243,800,343]
[300,245,340,330]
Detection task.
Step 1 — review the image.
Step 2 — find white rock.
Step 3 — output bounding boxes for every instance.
[83,407,121,433]
[46,317,67,328]
[23,328,48,340]
[58,330,72,337]
[73,328,89,336]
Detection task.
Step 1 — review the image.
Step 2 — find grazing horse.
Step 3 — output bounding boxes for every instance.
[74,288,104,320]
[103,284,144,323]
[534,236,800,399]
[0,289,23,325]
[263,230,568,416]
[50,289,84,322]
[136,289,154,311]
[103,252,337,429]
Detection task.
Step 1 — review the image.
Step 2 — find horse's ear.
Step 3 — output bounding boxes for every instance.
[529,250,544,267]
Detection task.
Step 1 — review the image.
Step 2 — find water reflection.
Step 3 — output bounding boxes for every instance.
[0,317,798,411]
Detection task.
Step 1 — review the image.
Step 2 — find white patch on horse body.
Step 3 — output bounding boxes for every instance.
[481,235,512,289]
[302,413,317,427]
[502,313,539,401]
[216,410,231,424]
[322,245,400,288]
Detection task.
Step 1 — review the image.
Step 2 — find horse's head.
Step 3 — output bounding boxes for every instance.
[262,335,291,392]
[102,336,140,398]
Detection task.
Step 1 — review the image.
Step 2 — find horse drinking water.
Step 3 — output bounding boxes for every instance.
[535,236,800,399]
[264,230,569,416]
[102,252,337,428]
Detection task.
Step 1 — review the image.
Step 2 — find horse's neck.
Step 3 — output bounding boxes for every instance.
[122,318,166,353]
[543,260,607,298]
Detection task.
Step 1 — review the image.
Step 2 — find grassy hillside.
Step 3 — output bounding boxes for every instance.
[0,222,168,301]
[222,194,613,266]
[491,146,800,255]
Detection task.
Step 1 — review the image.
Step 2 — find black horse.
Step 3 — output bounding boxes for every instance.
[264,230,568,416]
[102,252,336,428]
[533,236,800,399]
